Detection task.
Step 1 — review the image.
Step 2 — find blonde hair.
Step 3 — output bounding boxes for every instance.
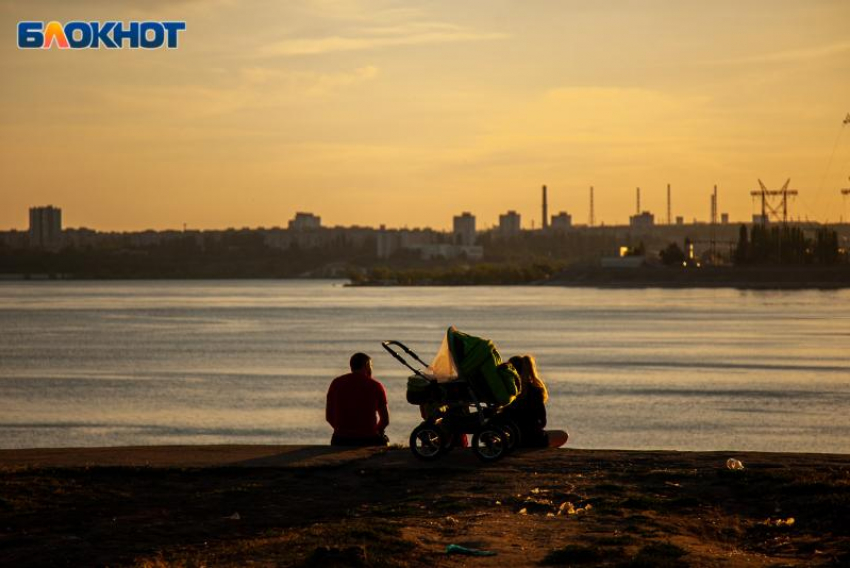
[510,354,549,403]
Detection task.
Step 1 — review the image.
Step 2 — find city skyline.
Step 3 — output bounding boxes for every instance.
[11,197,845,237]
[2,1,850,231]
[7,177,850,233]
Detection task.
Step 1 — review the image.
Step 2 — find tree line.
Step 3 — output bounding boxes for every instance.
[734,224,840,265]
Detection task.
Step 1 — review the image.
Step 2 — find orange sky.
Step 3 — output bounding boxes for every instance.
[2,0,850,231]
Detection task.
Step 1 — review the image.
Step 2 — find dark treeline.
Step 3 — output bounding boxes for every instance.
[734,224,841,265]
[3,223,846,282]
[353,231,638,285]
[0,232,376,278]
[478,231,625,264]
[348,261,565,286]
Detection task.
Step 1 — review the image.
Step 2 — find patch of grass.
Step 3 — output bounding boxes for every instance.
[348,523,402,541]
[430,496,481,514]
[622,542,688,568]
[374,503,424,517]
[668,496,701,508]
[304,544,367,567]
[320,521,418,567]
[542,544,603,565]
[594,535,635,547]
[621,516,660,538]
[595,483,626,495]
[620,496,660,510]
[135,519,421,568]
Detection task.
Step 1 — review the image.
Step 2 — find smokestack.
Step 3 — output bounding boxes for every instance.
[542,185,549,229]
[711,185,718,224]
[667,184,671,225]
[589,186,595,227]
[714,185,717,223]
[636,187,641,214]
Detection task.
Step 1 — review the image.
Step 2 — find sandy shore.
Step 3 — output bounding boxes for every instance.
[1,445,848,567]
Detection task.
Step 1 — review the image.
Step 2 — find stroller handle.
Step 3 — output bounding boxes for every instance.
[381,340,431,379]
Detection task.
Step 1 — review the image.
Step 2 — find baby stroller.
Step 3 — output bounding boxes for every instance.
[382,326,522,462]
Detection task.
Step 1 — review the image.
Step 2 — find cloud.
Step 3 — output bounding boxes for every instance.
[83,64,382,124]
[239,64,379,95]
[259,22,508,56]
[304,65,378,95]
[707,40,850,66]
[299,0,425,24]
[424,86,722,178]
[0,0,235,19]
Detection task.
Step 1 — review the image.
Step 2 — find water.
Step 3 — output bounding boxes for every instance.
[1,280,848,453]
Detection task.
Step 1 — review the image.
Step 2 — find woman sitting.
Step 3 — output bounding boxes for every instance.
[507,355,569,448]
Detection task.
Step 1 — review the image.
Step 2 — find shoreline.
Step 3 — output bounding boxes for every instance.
[3,264,850,290]
[349,265,850,289]
[2,445,848,566]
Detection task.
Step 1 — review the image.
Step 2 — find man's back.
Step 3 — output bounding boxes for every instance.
[326,371,388,439]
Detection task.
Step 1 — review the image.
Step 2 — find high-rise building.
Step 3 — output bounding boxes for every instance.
[550,212,572,231]
[453,212,476,246]
[629,211,654,229]
[288,212,321,231]
[28,206,62,249]
[498,210,521,237]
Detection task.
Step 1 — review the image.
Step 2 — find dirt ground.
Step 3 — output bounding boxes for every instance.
[1,445,848,567]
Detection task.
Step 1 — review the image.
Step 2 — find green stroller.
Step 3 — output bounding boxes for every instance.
[382,326,522,462]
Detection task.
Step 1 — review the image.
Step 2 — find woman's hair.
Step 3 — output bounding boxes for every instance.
[508,356,524,394]
[509,354,549,403]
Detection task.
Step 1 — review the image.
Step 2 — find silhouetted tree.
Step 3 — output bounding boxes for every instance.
[735,224,839,265]
[814,228,839,265]
[734,225,749,264]
[659,242,686,265]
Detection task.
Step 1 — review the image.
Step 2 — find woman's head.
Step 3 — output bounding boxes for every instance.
[508,355,524,376]
[510,354,548,403]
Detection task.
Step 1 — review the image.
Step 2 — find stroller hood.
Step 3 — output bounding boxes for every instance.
[441,326,519,406]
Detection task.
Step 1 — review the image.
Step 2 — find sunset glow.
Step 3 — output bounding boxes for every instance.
[2,0,849,231]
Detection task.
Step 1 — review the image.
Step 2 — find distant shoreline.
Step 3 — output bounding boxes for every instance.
[348,265,850,289]
[547,265,850,290]
[2,264,850,289]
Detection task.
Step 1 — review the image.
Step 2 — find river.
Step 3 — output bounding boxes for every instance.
[1,280,848,453]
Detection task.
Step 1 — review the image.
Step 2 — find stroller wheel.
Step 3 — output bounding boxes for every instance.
[409,423,445,461]
[472,426,508,462]
[499,420,521,452]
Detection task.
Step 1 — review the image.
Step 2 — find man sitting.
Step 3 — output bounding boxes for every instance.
[326,352,390,446]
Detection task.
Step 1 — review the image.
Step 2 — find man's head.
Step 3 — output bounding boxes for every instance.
[349,352,372,376]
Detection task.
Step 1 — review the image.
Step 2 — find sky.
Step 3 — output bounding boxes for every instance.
[1,0,850,231]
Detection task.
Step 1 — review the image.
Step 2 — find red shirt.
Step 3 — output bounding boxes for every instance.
[326,372,388,438]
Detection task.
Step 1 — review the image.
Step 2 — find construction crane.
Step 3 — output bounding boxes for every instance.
[842,177,850,222]
[750,179,798,225]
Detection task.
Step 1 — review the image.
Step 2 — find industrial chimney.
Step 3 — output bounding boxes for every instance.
[542,185,549,230]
